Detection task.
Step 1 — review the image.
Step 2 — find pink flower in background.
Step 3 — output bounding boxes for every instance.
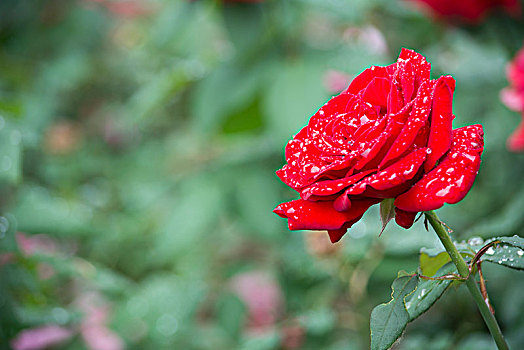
[76,292,125,350]
[84,0,153,18]
[501,46,524,152]
[407,0,520,22]
[324,70,353,94]
[16,233,58,256]
[11,326,73,350]
[230,271,283,331]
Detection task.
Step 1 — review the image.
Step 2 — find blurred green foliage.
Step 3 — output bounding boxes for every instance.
[0,0,523,349]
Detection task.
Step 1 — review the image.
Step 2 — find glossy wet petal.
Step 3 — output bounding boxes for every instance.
[334,147,428,210]
[395,125,484,212]
[344,66,391,95]
[400,60,415,102]
[301,170,375,200]
[379,80,434,168]
[398,48,431,83]
[273,198,379,232]
[394,208,417,229]
[362,77,391,108]
[425,76,454,172]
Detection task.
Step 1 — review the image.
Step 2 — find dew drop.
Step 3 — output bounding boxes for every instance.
[467,237,483,246]
[485,247,495,256]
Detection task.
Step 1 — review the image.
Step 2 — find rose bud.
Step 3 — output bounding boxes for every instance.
[274,49,484,243]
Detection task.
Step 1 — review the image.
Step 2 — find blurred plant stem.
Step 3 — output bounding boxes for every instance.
[424,211,509,350]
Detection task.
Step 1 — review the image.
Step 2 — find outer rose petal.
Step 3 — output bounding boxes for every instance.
[344,66,391,95]
[395,125,484,212]
[425,75,455,171]
[394,208,418,229]
[398,48,431,83]
[273,198,379,236]
[507,117,524,152]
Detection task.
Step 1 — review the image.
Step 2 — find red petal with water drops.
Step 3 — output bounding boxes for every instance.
[395,125,484,212]
[350,147,427,192]
[301,170,375,200]
[273,198,379,232]
[400,60,416,102]
[333,147,428,211]
[425,76,454,172]
[387,83,403,114]
[362,77,391,108]
[354,107,412,172]
[394,208,417,229]
[398,48,431,84]
[344,66,391,95]
[379,80,434,168]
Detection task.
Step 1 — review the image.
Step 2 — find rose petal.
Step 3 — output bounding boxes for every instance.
[400,60,415,102]
[273,198,379,232]
[334,147,428,210]
[425,76,454,172]
[387,83,403,114]
[395,125,484,212]
[379,80,434,168]
[353,107,412,171]
[394,208,417,229]
[398,48,431,84]
[344,65,391,95]
[362,77,391,108]
[301,170,375,200]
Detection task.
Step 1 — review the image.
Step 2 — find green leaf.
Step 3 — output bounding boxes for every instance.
[406,263,456,322]
[379,198,395,235]
[419,251,450,277]
[480,235,524,270]
[370,274,419,350]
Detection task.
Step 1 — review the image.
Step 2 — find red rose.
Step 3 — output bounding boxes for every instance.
[501,46,524,152]
[274,49,484,243]
[407,0,520,22]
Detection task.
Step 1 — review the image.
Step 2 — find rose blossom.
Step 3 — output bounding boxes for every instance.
[500,46,524,152]
[406,0,520,22]
[274,49,484,243]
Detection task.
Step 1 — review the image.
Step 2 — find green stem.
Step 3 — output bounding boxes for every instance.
[424,211,509,350]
